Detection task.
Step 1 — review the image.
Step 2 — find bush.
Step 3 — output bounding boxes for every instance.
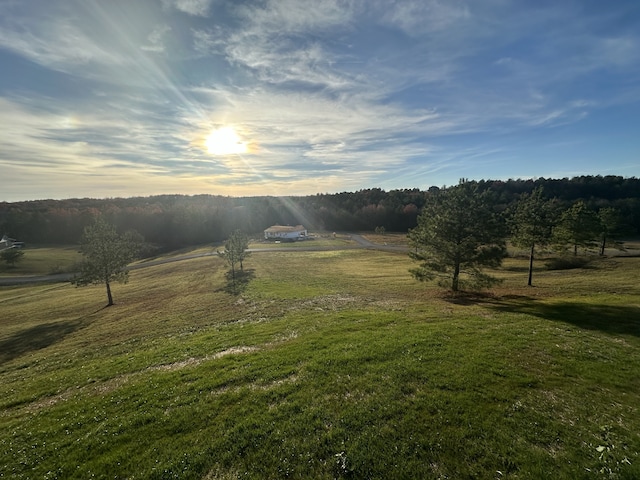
[0,248,24,268]
[545,256,592,270]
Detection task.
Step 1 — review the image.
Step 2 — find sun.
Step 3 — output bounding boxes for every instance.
[205,126,248,155]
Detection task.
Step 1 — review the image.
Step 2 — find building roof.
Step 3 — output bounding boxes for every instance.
[264,225,306,233]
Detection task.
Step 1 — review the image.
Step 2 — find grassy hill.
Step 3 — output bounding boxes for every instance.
[0,245,82,276]
[1,248,639,478]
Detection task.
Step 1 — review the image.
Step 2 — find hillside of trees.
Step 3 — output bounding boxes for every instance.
[1,176,639,249]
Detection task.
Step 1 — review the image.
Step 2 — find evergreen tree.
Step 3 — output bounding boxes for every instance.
[553,201,601,255]
[0,248,24,268]
[509,187,556,286]
[597,207,623,256]
[73,217,142,306]
[408,181,506,292]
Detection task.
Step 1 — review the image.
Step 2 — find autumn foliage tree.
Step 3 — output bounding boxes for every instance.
[408,181,506,292]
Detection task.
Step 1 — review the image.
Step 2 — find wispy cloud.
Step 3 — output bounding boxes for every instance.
[162,0,214,17]
[141,24,172,53]
[194,0,358,91]
[0,9,122,72]
[379,0,471,37]
[0,0,638,200]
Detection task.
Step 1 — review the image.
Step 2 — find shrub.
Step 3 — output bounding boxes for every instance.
[545,256,592,270]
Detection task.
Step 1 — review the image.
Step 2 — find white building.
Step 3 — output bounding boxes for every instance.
[263,225,308,241]
[0,235,17,251]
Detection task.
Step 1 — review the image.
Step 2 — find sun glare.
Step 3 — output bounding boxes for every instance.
[205,126,248,155]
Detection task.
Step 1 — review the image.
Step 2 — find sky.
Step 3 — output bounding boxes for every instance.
[1,0,639,201]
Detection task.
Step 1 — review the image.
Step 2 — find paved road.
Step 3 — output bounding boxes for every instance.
[0,236,409,286]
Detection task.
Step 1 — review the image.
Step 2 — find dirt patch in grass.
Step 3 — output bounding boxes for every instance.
[295,294,360,311]
[291,294,404,313]
[153,346,259,372]
[210,373,299,398]
[24,346,261,412]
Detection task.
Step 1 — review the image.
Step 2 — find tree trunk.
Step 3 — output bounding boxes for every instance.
[452,261,460,291]
[231,264,236,291]
[600,234,606,256]
[106,280,114,306]
[527,243,534,286]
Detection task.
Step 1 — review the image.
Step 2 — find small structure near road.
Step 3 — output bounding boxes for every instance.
[263,225,308,241]
[0,235,24,251]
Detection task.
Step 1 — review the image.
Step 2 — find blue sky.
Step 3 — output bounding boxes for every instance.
[1,0,639,201]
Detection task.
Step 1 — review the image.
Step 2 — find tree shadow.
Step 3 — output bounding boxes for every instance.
[0,306,107,365]
[440,291,507,306]
[487,299,640,337]
[218,268,256,295]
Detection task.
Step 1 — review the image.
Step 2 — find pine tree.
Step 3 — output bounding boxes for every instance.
[553,201,601,255]
[509,187,556,286]
[408,181,506,292]
[0,248,24,268]
[597,207,623,256]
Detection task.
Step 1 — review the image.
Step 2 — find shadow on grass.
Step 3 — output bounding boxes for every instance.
[488,299,640,337]
[0,307,106,365]
[441,291,507,306]
[219,268,255,295]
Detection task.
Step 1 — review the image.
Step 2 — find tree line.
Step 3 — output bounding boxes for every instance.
[0,176,638,249]
[409,182,632,291]
[37,176,639,305]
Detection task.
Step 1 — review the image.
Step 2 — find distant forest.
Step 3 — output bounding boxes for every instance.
[1,176,639,248]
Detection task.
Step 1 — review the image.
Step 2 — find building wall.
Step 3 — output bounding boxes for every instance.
[264,229,307,240]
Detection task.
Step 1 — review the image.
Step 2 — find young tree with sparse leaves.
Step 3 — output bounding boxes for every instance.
[408,181,506,292]
[233,230,251,271]
[218,230,251,289]
[509,187,556,286]
[73,217,143,306]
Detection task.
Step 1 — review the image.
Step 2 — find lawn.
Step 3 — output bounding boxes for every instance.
[248,234,357,249]
[0,245,82,276]
[1,249,639,479]
[360,231,409,246]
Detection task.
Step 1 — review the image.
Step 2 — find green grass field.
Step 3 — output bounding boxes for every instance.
[360,232,409,246]
[0,245,82,276]
[248,234,357,249]
[1,248,639,479]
